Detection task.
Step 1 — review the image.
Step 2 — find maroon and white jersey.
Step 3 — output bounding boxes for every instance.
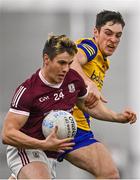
[10,69,87,140]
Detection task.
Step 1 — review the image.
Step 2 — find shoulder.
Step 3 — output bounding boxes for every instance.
[75,37,97,48]
[66,69,86,87]
[20,69,40,89]
[67,68,84,80]
[75,38,98,61]
[11,69,40,106]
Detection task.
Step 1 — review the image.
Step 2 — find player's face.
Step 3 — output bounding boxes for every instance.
[44,52,73,84]
[94,21,123,57]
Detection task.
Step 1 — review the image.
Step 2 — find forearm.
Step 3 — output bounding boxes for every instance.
[2,128,45,149]
[86,103,119,122]
[77,100,121,123]
[71,61,94,86]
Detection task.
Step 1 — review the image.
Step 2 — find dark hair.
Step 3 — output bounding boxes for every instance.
[43,34,77,60]
[96,10,125,29]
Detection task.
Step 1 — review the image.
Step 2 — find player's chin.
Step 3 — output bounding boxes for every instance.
[105,49,116,56]
[56,78,64,84]
[105,51,114,56]
[57,76,66,83]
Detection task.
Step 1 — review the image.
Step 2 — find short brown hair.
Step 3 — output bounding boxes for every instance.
[43,34,78,60]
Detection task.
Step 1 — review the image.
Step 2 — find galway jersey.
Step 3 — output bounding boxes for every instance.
[73,37,110,131]
[9,69,87,140]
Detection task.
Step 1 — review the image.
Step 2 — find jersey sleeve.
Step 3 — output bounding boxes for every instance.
[77,74,88,99]
[9,84,33,116]
[77,39,98,62]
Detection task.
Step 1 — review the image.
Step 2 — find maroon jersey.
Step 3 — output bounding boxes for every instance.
[10,69,87,140]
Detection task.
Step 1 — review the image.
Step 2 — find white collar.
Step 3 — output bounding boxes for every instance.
[39,70,63,89]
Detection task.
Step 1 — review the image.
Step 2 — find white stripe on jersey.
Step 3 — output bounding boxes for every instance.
[12,86,24,107]
[15,87,26,108]
[9,108,30,116]
[12,86,26,108]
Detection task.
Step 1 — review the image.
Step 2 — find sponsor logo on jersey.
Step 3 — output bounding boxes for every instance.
[39,96,50,102]
[90,70,103,89]
[68,83,75,93]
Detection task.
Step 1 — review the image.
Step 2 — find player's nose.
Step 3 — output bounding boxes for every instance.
[62,64,70,73]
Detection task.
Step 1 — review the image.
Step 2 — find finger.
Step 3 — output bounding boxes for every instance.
[48,126,58,137]
[85,95,99,108]
[58,145,74,151]
[85,95,97,103]
[124,111,136,120]
[59,137,74,144]
[85,100,98,109]
[57,146,74,153]
[87,92,100,100]
[85,97,97,104]
[85,99,97,106]
[100,96,108,103]
[57,142,75,152]
[124,112,136,124]
[50,125,58,134]
[123,111,132,118]
[129,114,137,124]
[124,109,136,115]
[64,146,74,150]
[60,146,73,150]
[58,149,65,153]
[59,142,75,147]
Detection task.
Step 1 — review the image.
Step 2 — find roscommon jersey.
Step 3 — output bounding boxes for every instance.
[73,37,110,131]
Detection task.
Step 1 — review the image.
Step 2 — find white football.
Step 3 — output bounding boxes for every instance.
[42,110,77,139]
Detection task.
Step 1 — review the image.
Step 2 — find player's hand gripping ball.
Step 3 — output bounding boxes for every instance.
[42,110,77,139]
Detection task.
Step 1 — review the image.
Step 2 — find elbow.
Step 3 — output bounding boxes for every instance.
[1,131,11,145]
[2,138,7,145]
[1,134,8,145]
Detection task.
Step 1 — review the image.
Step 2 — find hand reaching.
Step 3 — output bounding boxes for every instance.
[85,84,107,109]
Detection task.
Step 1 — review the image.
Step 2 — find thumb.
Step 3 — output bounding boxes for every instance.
[50,125,58,136]
[100,95,108,103]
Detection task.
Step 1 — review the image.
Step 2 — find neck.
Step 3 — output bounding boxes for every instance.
[40,68,53,83]
[39,69,63,88]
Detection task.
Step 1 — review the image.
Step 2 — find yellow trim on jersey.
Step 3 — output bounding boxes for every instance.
[82,44,95,56]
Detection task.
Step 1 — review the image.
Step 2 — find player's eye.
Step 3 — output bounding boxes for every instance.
[116,33,122,38]
[58,60,67,65]
[105,31,113,36]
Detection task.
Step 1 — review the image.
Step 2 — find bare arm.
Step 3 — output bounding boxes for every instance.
[71,51,107,104]
[76,99,137,124]
[71,51,96,87]
[2,111,74,152]
[2,112,38,148]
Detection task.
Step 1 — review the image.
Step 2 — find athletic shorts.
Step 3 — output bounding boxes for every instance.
[7,145,57,179]
[58,128,98,162]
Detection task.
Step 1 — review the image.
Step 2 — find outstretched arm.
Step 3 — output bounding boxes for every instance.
[76,99,136,124]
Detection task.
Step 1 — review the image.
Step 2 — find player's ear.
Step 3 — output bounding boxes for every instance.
[43,53,50,65]
[93,27,99,38]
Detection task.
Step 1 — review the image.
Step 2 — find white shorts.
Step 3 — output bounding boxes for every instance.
[7,145,57,179]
